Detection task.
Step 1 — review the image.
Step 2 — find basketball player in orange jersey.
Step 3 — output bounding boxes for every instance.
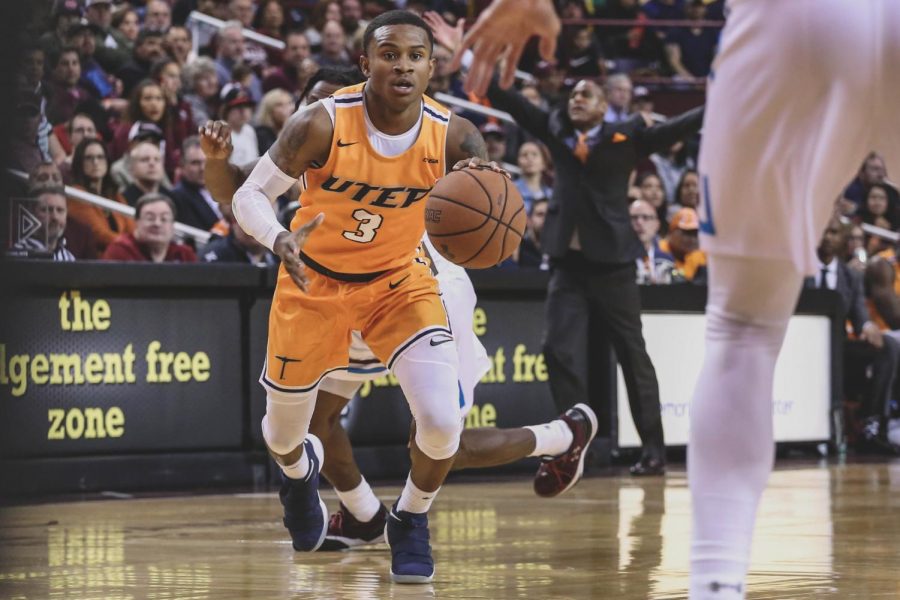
[202,67,598,552]
[218,10,597,584]
[456,0,900,597]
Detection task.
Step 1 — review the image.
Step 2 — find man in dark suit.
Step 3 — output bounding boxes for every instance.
[486,77,704,476]
[807,217,899,453]
[170,136,223,231]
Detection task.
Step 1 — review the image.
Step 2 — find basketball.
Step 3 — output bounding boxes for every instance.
[425,167,527,269]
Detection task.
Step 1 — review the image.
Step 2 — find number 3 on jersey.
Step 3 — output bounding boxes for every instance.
[342,208,384,243]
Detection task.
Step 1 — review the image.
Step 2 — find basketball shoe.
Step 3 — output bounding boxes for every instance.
[319,502,389,551]
[384,503,434,583]
[533,403,598,498]
[279,434,328,552]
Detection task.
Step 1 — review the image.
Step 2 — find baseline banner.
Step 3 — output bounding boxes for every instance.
[0,289,243,457]
[617,314,832,447]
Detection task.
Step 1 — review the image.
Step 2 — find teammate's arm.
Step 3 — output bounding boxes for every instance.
[865,257,900,330]
[199,121,254,203]
[200,121,301,204]
[445,115,508,177]
[232,104,333,290]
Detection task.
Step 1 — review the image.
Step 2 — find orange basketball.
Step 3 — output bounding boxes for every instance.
[425,167,527,269]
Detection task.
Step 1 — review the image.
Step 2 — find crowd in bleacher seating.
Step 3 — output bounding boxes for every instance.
[7,0,900,283]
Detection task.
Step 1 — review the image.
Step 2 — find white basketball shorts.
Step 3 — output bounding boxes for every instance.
[698,0,900,275]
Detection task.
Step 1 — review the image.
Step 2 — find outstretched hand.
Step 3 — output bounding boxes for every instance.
[450,0,561,97]
[273,213,325,292]
[199,120,233,160]
[423,11,464,53]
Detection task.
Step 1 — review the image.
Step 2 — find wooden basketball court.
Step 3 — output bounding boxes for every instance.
[1,462,898,599]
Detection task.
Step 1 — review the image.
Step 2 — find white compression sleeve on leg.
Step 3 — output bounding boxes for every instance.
[232,152,296,251]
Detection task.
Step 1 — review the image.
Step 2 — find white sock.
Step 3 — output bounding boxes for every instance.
[396,475,439,514]
[280,434,323,480]
[688,256,802,600]
[525,419,574,457]
[336,477,381,522]
[281,453,310,480]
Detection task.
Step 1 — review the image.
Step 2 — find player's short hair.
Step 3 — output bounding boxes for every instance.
[362,10,434,57]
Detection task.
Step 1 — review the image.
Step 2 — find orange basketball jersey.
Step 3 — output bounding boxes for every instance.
[291,83,451,276]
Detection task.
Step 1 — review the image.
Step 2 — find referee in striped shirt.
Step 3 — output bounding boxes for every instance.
[13,187,76,261]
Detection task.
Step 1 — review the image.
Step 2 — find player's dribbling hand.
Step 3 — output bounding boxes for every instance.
[199,120,233,160]
[451,157,511,180]
[451,0,560,97]
[273,213,325,292]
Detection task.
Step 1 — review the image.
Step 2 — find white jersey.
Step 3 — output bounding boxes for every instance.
[698,0,900,275]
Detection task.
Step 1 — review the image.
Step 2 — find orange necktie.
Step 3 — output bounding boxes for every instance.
[573,131,589,164]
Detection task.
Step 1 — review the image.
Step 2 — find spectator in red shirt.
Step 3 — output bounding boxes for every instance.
[103,193,197,262]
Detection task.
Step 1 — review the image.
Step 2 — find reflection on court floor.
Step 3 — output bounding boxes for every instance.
[1,462,898,599]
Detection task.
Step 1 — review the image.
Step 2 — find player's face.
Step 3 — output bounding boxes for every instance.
[568,80,606,128]
[361,25,434,110]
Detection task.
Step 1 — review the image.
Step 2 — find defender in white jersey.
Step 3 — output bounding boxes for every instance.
[200,68,599,554]
[688,1,900,598]
[446,0,898,595]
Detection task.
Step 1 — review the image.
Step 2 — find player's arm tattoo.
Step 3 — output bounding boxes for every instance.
[268,104,331,178]
[460,129,488,160]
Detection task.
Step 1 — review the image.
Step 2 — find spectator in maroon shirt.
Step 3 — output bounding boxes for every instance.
[103,193,197,262]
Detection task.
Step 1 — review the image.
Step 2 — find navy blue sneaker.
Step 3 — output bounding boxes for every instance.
[384,503,434,583]
[279,434,328,552]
